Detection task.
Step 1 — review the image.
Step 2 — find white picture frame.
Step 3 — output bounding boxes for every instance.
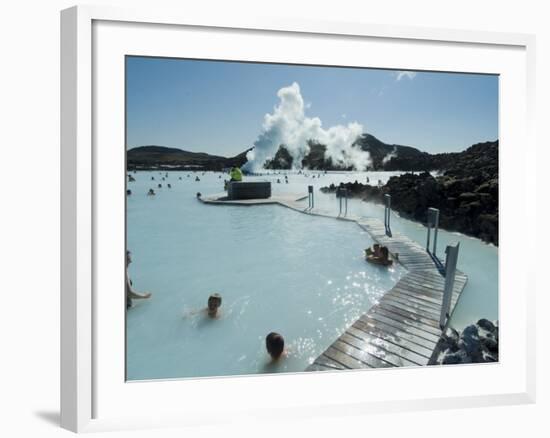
[61,4,537,433]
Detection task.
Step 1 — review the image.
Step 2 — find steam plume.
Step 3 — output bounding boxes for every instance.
[382,147,398,165]
[243,83,369,172]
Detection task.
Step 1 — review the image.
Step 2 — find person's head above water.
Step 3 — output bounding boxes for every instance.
[207,293,222,316]
[126,250,132,266]
[266,332,285,359]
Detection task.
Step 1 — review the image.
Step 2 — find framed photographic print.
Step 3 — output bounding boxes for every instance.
[61,5,536,433]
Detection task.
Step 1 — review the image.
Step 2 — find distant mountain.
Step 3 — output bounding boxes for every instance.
[127,145,250,170]
[356,134,435,171]
[127,133,496,172]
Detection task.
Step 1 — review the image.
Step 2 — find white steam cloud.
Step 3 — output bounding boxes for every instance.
[242,82,369,172]
[382,147,398,165]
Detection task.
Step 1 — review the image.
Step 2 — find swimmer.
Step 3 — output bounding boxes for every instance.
[266,332,285,360]
[167,183,171,188]
[207,293,222,317]
[365,243,382,258]
[126,251,152,309]
[366,245,393,266]
[158,183,162,188]
[147,188,155,196]
[126,189,132,196]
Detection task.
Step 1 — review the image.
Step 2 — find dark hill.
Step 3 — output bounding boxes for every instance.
[127,145,250,171]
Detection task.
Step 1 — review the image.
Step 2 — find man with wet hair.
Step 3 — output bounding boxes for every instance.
[207,293,222,317]
[266,332,285,360]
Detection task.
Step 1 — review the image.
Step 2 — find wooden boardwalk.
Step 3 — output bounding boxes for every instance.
[307,218,468,371]
[199,192,468,370]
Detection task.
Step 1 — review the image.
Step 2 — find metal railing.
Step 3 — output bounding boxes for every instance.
[426,207,440,255]
[307,185,314,211]
[439,242,460,329]
[426,207,444,270]
[384,194,392,236]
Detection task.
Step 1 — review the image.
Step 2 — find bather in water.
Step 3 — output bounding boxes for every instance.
[126,250,152,309]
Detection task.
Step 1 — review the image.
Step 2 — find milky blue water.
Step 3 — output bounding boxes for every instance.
[126,170,405,380]
[126,170,498,380]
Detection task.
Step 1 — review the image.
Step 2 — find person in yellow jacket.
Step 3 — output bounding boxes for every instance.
[229,166,243,182]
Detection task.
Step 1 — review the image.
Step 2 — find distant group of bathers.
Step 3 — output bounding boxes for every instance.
[125,171,203,196]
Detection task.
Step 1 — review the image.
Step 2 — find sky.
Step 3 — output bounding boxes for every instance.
[126,56,498,157]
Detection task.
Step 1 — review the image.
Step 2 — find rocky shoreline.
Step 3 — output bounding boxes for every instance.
[429,319,499,365]
[321,141,498,245]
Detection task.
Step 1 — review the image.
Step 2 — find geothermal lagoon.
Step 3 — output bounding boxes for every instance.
[126,170,498,380]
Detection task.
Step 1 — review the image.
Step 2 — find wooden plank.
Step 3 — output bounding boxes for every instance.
[399,277,457,296]
[408,270,468,288]
[366,310,441,343]
[382,295,442,321]
[378,301,441,328]
[393,282,450,301]
[372,306,442,337]
[306,362,340,372]
[310,354,346,371]
[323,346,372,369]
[391,285,460,310]
[393,282,450,302]
[332,340,395,368]
[353,318,436,356]
[402,280,464,301]
[349,323,432,361]
[389,288,444,309]
[344,327,427,365]
[339,333,419,367]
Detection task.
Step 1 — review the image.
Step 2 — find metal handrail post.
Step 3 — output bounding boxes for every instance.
[432,208,440,255]
[387,195,391,230]
[440,242,460,329]
[344,188,348,216]
[383,194,391,233]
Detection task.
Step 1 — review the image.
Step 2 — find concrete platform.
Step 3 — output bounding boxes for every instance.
[200,192,308,209]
